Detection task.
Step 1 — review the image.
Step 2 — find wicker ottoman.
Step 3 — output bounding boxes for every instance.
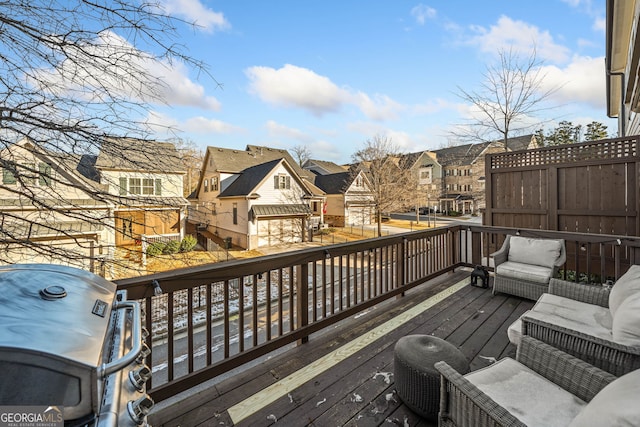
[394,335,469,420]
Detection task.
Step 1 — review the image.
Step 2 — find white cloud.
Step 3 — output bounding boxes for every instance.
[411,4,437,25]
[266,120,314,143]
[158,0,230,32]
[33,31,220,111]
[466,15,571,63]
[539,55,606,109]
[146,111,242,135]
[593,17,606,32]
[245,64,404,120]
[151,60,222,110]
[246,64,350,115]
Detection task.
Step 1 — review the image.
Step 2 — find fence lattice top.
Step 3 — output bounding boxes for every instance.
[489,137,639,170]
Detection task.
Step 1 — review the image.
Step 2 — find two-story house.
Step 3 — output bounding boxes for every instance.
[303,159,377,227]
[191,146,325,250]
[87,138,189,248]
[397,151,442,211]
[434,135,539,214]
[311,167,375,227]
[0,138,112,273]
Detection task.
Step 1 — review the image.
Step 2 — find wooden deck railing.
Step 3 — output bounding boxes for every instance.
[114,224,640,403]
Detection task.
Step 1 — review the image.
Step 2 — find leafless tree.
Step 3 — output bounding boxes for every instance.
[351,134,415,236]
[0,1,214,277]
[170,138,205,197]
[291,145,312,167]
[453,47,557,150]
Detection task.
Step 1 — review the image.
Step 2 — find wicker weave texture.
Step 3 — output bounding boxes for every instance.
[436,336,613,427]
[492,276,548,301]
[522,316,640,376]
[394,335,468,420]
[549,278,610,307]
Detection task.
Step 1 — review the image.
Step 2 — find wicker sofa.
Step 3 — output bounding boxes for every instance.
[436,336,640,427]
[492,235,566,301]
[507,267,640,376]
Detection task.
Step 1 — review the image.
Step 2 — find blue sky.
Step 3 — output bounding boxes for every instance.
[142,0,615,163]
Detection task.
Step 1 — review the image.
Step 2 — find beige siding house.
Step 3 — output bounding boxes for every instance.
[191,146,325,250]
[312,169,375,227]
[0,138,112,272]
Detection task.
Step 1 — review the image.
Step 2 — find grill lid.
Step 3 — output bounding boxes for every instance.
[0,264,117,368]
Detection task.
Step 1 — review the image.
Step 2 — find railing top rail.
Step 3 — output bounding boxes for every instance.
[115,224,463,297]
[466,224,640,246]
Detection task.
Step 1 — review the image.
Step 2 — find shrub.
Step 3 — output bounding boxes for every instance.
[146,242,166,257]
[163,240,180,254]
[180,235,197,252]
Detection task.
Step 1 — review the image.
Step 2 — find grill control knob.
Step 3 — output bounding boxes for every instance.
[127,395,154,426]
[128,365,152,391]
[136,342,151,364]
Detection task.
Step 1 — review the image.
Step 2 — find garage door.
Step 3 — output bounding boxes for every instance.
[347,206,372,226]
[257,218,302,247]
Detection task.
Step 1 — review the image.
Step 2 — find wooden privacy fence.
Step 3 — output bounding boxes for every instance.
[485,136,640,275]
[485,135,640,236]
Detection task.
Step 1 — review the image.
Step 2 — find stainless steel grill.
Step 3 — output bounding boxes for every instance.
[0,264,153,426]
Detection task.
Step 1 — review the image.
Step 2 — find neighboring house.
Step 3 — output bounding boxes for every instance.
[0,138,112,273]
[312,168,375,227]
[87,138,188,248]
[606,0,638,136]
[434,135,538,213]
[397,151,442,211]
[191,146,325,250]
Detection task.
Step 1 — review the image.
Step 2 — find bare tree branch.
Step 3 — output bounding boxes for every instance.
[452,47,558,150]
[0,1,214,277]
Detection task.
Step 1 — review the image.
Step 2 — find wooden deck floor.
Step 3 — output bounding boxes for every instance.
[149,269,534,427]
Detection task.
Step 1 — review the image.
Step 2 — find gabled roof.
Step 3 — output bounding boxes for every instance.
[303,159,349,175]
[313,172,351,194]
[95,138,185,173]
[398,151,428,169]
[219,159,282,197]
[434,135,535,166]
[218,158,313,198]
[246,145,315,180]
[200,145,323,197]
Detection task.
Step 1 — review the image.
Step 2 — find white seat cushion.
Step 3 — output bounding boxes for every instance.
[465,358,586,427]
[509,294,612,347]
[496,261,554,284]
[568,368,640,427]
[507,311,528,346]
[523,294,613,341]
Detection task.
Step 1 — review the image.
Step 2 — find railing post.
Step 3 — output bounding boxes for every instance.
[296,262,309,345]
[397,238,406,298]
[471,230,482,265]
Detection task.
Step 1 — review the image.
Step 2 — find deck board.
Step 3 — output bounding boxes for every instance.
[149,271,535,427]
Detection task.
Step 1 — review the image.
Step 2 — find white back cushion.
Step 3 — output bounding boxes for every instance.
[609,264,640,316]
[508,236,562,269]
[611,292,640,346]
[568,368,640,427]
